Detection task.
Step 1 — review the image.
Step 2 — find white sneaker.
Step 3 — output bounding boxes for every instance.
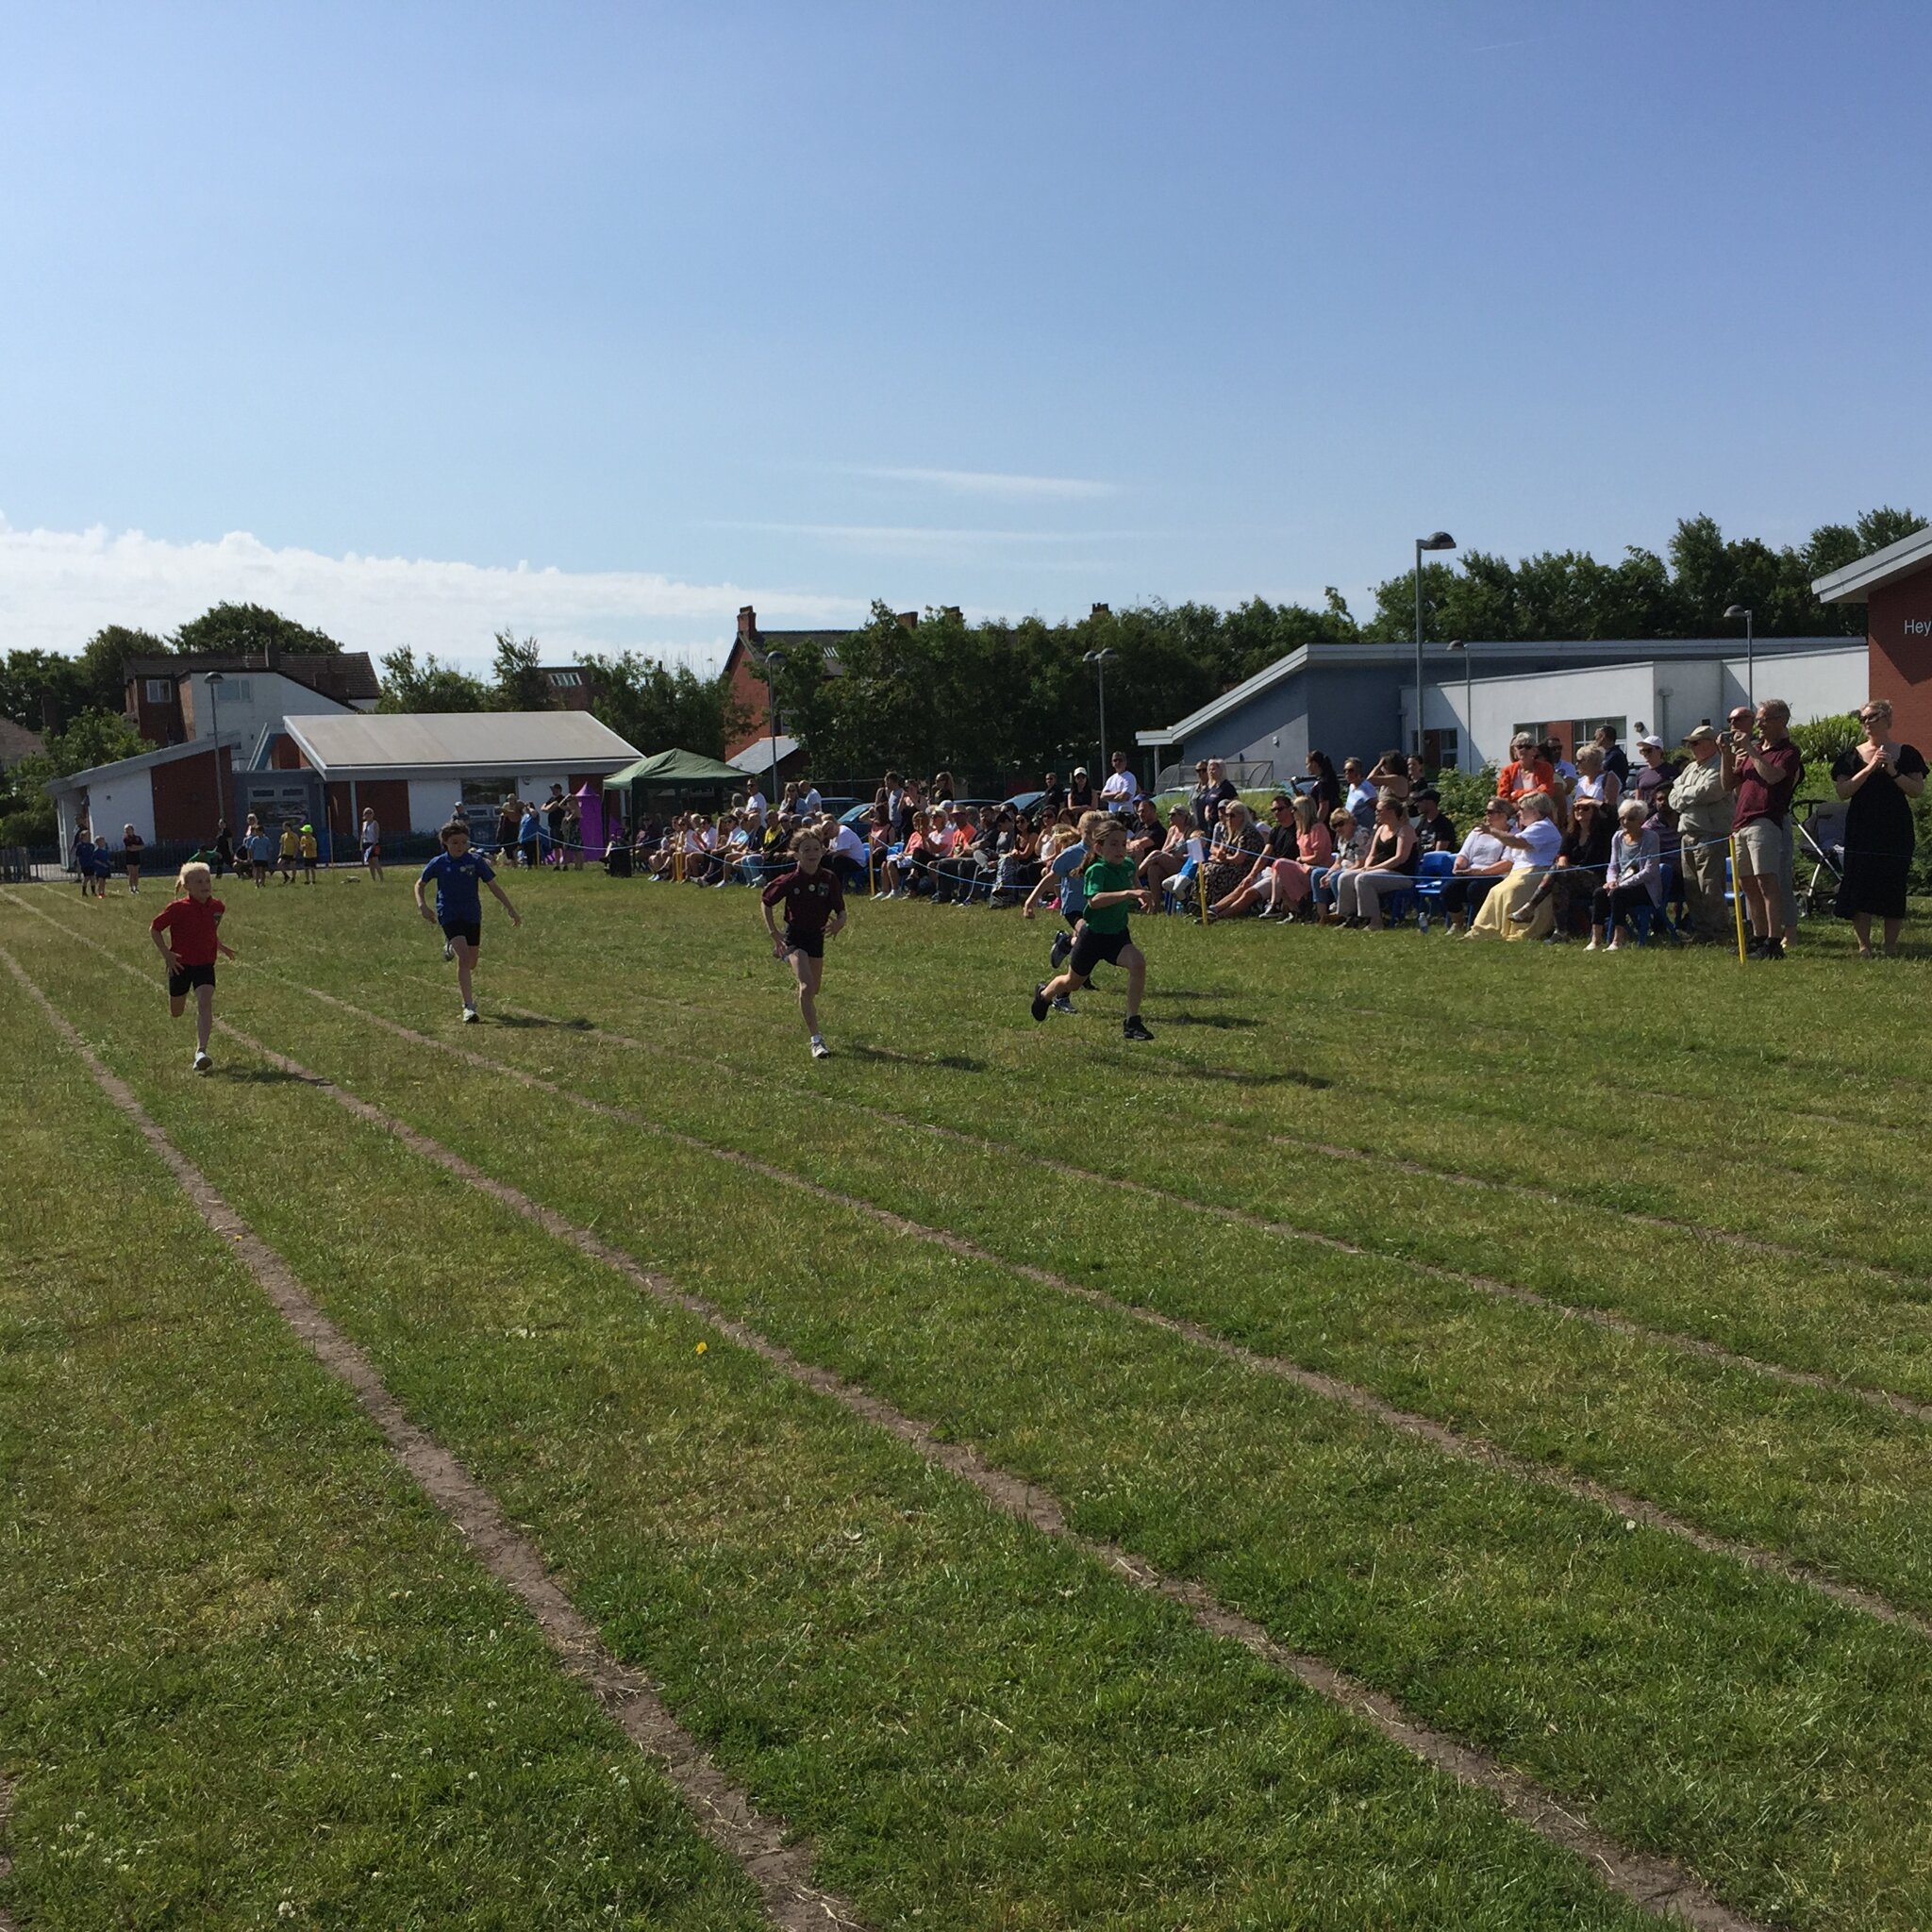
[809,1036,829,1059]
[443,938,456,961]
[462,1006,480,1024]
[192,1051,211,1074]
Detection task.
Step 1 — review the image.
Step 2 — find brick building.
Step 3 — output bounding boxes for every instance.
[124,650,379,748]
[719,606,859,761]
[1813,525,1932,747]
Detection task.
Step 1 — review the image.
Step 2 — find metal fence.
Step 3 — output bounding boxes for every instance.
[1150,757,1276,795]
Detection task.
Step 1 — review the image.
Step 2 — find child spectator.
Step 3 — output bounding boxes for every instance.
[121,824,146,893]
[299,823,319,883]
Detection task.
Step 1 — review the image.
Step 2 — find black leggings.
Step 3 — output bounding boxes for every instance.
[1591,882,1655,935]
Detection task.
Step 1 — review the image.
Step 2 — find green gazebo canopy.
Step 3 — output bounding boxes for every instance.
[605,748,746,790]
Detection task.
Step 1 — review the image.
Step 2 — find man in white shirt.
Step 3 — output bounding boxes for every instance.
[798,780,823,816]
[829,817,869,889]
[1342,758,1377,824]
[744,785,768,830]
[1099,750,1140,808]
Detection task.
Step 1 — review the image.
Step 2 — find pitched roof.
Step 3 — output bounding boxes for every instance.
[278,710,641,775]
[124,650,380,703]
[730,630,850,677]
[0,717,45,762]
[725,736,801,774]
[42,732,246,794]
[1811,525,1932,604]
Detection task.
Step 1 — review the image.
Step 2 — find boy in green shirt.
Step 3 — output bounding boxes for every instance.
[1030,823,1154,1040]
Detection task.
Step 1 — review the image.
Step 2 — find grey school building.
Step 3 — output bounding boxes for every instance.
[1134,635,1864,788]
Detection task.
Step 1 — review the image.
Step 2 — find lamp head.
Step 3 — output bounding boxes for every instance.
[203,671,225,686]
[1724,605,1750,620]
[1419,531,1456,552]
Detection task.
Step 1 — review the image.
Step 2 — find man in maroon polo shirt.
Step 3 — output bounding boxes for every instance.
[1722,697,1803,959]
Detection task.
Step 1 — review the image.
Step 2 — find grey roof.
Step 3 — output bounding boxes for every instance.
[42,731,246,796]
[278,710,641,775]
[1137,636,1856,745]
[1812,525,1932,604]
[726,736,801,774]
[125,650,380,703]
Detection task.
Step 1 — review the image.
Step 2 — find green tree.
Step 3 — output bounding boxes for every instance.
[582,652,744,758]
[0,648,87,732]
[375,647,489,712]
[172,602,343,657]
[489,630,550,710]
[0,708,149,846]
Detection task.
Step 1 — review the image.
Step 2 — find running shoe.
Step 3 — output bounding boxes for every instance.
[462,1006,480,1024]
[810,1036,830,1059]
[1121,1015,1154,1041]
[1051,994,1075,1015]
[1049,929,1072,970]
[1030,983,1051,1024]
[192,1051,211,1074]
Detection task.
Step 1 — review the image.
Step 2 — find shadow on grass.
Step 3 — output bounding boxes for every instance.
[493,1012,595,1031]
[1141,1060,1331,1089]
[221,1066,312,1086]
[1157,1012,1261,1030]
[844,1043,989,1074]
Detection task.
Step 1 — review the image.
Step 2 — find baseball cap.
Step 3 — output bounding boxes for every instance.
[1682,724,1717,745]
[1636,735,1664,751]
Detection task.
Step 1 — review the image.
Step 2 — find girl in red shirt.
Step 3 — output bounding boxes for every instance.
[149,862,236,1074]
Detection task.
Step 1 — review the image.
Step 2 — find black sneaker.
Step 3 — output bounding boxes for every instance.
[1122,1015,1154,1042]
[1762,937,1785,960]
[1030,984,1051,1024]
[1049,929,1072,971]
[1745,936,1768,959]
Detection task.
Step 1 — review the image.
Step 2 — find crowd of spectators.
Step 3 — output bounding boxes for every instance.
[600,700,1925,958]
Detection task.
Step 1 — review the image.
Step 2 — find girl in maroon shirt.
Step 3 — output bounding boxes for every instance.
[149,862,236,1073]
[760,830,846,1060]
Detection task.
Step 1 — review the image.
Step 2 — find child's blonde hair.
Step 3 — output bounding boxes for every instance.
[1077,809,1109,843]
[176,860,212,893]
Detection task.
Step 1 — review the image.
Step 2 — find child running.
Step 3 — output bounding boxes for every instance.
[415,820,522,1024]
[1021,808,1107,1011]
[149,860,236,1074]
[1030,820,1154,1041]
[759,827,845,1060]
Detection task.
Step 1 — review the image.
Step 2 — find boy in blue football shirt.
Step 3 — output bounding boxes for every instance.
[415,821,522,1023]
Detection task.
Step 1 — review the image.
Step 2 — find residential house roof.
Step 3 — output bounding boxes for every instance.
[277,710,641,776]
[1811,525,1932,604]
[125,650,381,705]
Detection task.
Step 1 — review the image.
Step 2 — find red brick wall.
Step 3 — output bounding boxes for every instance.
[150,747,232,841]
[723,641,768,759]
[127,675,186,746]
[1869,569,1932,750]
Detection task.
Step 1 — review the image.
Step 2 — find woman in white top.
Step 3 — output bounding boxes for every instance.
[1572,744,1621,815]
[1468,792,1561,941]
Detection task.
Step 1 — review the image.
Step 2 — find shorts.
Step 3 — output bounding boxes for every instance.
[1732,819,1784,879]
[1069,924,1132,977]
[362,844,380,861]
[167,961,216,998]
[784,924,825,960]
[441,921,482,950]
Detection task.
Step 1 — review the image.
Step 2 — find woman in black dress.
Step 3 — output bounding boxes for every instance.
[1832,699,1927,957]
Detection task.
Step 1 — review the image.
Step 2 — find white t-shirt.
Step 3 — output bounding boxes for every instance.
[1512,819,1562,870]
[1457,827,1507,870]
[799,787,823,815]
[1345,780,1378,821]
[744,789,767,827]
[1100,769,1138,803]
[831,824,867,863]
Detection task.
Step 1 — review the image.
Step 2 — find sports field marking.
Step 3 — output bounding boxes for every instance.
[0,945,867,1932]
[280,975,1932,1646]
[13,893,1923,1421]
[6,926,1771,1932]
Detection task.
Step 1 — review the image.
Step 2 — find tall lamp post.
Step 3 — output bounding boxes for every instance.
[1724,605,1754,710]
[203,672,227,840]
[1413,531,1456,758]
[762,650,787,811]
[1083,646,1118,784]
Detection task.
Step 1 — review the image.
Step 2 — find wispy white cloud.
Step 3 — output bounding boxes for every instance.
[0,515,860,674]
[844,465,1122,501]
[704,520,1138,555]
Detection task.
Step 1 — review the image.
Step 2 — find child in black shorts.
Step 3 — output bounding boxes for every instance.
[760,829,846,1060]
[1030,821,1153,1041]
[149,861,237,1073]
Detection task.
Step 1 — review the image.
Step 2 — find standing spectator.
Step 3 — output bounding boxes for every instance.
[1200,758,1239,824]
[543,785,569,859]
[1667,725,1730,942]
[798,777,823,816]
[518,799,542,870]
[561,794,584,870]
[1187,760,1214,829]
[1365,750,1410,807]
[74,824,99,899]
[1453,799,1522,935]
[1067,766,1096,810]
[1038,770,1066,822]
[494,797,519,857]
[209,820,233,878]
[121,824,146,892]
[1630,736,1678,817]
[244,815,274,887]
[1593,724,1631,785]
[743,779,768,831]
[1100,749,1139,808]
[1832,698,1927,958]
[1405,753,1430,794]
[1304,750,1342,815]
[1722,698,1803,960]
[358,806,383,882]
[1543,738,1579,789]
[1341,758,1377,824]
[1572,744,1621,815]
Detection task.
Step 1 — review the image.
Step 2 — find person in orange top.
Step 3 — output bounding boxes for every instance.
[149,861,237,1074]
[1497,732,1558,806]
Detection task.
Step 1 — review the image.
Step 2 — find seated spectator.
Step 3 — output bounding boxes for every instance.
[1573,743,1621,814]
[1410,787,1457,851]
[827,814,871,890]
[1588,797,1663,951]
[1365,750,1411,807]
[1593,723,1631,784]
[682,813,720,884]
[1201,799,1265,905]
[1257,793,1333,920]
[1497,733,1557,808]
[1631,734,1680,822]
[994,812,1041,903]
[1127,795,1165,863]
[879,809,936,898]
[1543,737,1580,788]
[1315,808,1370,919]
[1332,795,1417,929]
[1510,793,1611,939]
[1138,806,1194,896]
[1468,791,1560,940]
[1341,757,1377,824]
[1208,793,1298,921]
[1438,799,1514,934]
[933,806,986,903]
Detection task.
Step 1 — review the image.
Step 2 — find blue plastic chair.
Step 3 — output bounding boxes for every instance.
[1162,857,1203,915]
[1620,863,1678,945]
[1408,851,1458,929]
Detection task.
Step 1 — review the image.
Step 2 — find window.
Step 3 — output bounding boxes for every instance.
[547,670,583,689]
[226,678,252,703]
[144,678,173,704]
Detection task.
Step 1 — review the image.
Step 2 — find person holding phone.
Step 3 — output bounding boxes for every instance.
[1722,699,1803,959]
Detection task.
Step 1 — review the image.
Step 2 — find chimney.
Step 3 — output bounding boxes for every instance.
[737,605,758,644]
[941,606,962,622]
[1091,603,1110,619]
[895,610,918,629]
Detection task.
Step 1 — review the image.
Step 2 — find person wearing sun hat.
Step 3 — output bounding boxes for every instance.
[1669,724,1732,942]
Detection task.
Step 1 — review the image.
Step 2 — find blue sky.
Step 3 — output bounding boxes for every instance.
[1,1,1926,673]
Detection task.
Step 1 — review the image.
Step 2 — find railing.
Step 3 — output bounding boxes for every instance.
[1152,758,1275,795]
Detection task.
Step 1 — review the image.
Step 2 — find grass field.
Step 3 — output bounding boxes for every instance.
[4,867,1930,1930]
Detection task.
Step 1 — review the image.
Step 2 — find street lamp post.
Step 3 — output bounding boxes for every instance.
[203,672,227,842]
[1083,646,1118,786]
[763,650,787,812]
[1413,532,1456,758]
[1724,605,1754,710]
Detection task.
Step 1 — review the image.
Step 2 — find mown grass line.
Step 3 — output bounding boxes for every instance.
[22,924,1932,1930]
[2,944,1683,1930]
[280,970,1932,1641]
[26,896,1932,1618]
[2,947,866,1932]
[0,964,771,1932]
